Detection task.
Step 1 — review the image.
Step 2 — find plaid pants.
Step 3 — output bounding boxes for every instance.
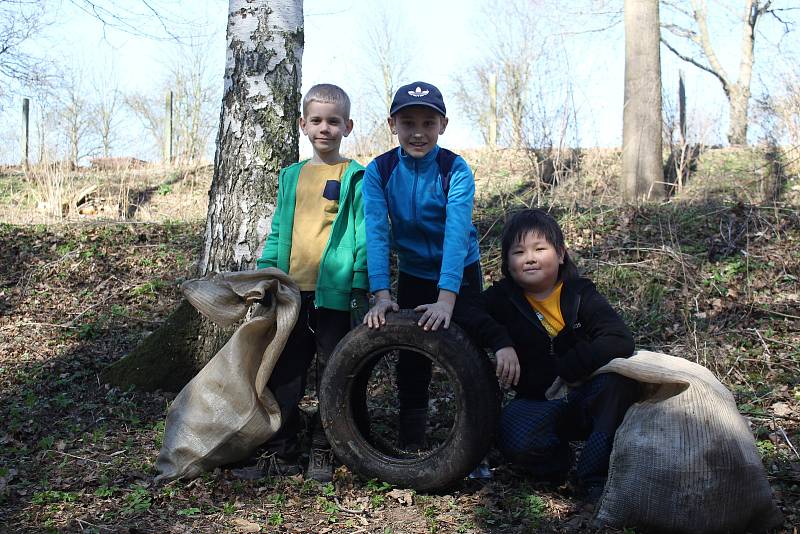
[499,372,639,484]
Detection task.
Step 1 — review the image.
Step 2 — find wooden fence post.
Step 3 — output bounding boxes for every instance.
[678,69,686,145]
[164,90,173,164]
[21,98,30,170]
[488,72,497,148]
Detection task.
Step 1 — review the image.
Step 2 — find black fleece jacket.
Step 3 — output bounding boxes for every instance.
[460,276,634,399]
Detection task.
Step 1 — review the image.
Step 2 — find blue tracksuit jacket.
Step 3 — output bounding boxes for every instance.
[363,145,480,294]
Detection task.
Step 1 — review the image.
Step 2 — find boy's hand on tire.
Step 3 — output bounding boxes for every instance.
[414,300,454,331]
[364,297,398,329]
[415,289,456,331]
[495,346,520,389]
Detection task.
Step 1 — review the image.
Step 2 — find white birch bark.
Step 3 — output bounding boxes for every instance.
[199,0,304,275]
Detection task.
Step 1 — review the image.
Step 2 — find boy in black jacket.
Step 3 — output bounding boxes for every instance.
[461,209,639,502]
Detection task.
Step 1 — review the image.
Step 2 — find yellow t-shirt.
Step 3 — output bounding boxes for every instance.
[525,282,565,337]
[289,161,349,291]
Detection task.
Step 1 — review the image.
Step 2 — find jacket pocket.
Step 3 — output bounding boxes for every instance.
[322,180,341,201]
[318,247,354,290]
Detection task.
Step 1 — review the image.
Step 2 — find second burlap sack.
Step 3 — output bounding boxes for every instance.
[593,350,783,533]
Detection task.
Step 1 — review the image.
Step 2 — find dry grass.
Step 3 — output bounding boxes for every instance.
[0,163,212,224]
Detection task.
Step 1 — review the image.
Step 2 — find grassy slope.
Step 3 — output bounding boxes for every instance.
[0,148,798,532]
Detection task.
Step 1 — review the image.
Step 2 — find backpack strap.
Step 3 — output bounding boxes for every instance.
[435,148,459,196]
[374,148,400,189]
[374,147,460,195]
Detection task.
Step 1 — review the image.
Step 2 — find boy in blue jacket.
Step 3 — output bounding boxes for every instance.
[362,81,481,449]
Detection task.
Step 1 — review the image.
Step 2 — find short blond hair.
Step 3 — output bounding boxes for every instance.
[302,84,351,119]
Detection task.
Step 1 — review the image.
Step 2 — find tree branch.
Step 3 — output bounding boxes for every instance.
[661,0,691,16]
[661,23,698,40]
[767,9,794,33]
[660,37,730,95]
[689,0,731,87]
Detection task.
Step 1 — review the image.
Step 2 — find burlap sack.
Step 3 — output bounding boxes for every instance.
[593,350,783,532]
[154,268,300,482]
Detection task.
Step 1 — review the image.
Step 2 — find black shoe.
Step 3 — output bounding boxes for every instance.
[306,447,334,483]
[231,452,301,480]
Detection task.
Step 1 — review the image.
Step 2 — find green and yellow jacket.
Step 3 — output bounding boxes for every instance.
[257,159,367,311]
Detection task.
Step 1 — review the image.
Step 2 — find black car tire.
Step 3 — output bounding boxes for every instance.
[319,310,500,491]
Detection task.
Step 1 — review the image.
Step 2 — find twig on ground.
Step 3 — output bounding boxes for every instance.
[334,497,369,515]
[19,321,78,329]
[61,276,131,327]
[758,307,800,321]
[75,518,113,532]
[724,351,745,380]
[778,426,800,460]
[744,413,800,423]
[750,328,773,363]
[478,215,503,244]
[52,450,112,465]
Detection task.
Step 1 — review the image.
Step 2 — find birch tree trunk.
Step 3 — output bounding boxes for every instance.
[622,0,664,201]
[196,0,304,363]
[102,0,304,391]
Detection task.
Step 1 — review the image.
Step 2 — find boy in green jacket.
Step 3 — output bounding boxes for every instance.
[245,84,366,482]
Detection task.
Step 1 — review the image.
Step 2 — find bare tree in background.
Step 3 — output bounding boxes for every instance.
[623,0,664,200]
[124,41,219,164]
[661,0,796,145]
[125,92,165,158]
[454,0,577,151]
[91,67,122,158]
[33,91,60,163]
[756,65,800,147]
[104,0,305,390]
[454,64,497,145]
[353,7,409,154]
[0,0,53,104]
[54,67,93,167]
[486,0,537,148]
[167,40,220,163]
[63,0,187,39]
[0,0,204,106]
[771,74,800,146]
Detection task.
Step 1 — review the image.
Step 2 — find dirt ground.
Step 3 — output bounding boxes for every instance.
[1,148,799,532]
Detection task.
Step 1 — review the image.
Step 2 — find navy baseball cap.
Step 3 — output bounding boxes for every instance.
[390,81,446,116]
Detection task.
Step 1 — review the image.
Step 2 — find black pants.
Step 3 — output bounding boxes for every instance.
[265,291,350,459]
[396,262,483,410]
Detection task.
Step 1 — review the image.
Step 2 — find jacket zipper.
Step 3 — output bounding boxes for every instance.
[411,158,418,221]
[510,288,569,356]
[314,167,350,308]
[410,157,434,262]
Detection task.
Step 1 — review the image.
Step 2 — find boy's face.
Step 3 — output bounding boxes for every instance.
[300,101,353,158]
[507,231,564,295]
[388,106,448,159]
